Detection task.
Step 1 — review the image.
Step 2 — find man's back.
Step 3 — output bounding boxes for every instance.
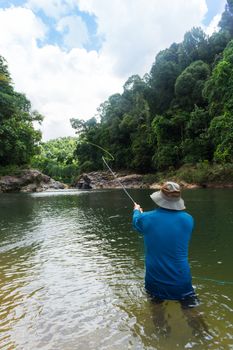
[133,207,194,299]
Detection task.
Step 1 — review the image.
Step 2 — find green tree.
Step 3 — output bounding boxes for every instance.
[178,27,209,68]
[182,107,213,163]
[174,60,210,111]
[149,43,181,114]
[208,31,231,66]
[31,137,79,183]
[219,0,233,36]
[0,56,43,166]
[208,113,233,163]
[151,114,186,169]
[70,14,233,174]
[203,40,233,116]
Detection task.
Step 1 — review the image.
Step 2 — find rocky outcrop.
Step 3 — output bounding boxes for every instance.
[74,172,204,190]
[74,171,146,189]
[0,169,65,193]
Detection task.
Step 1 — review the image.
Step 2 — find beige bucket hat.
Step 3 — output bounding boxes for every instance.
[150,181,185,211]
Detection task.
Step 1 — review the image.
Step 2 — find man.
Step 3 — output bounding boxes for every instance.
[132,181,199,308]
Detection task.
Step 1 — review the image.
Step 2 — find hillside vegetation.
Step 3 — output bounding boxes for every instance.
[1,1,233,185]
[70,1,233,183]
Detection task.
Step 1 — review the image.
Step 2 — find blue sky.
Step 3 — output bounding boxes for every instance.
[1,0,226,50]
[203,0,225,24]
[0,0,227,140]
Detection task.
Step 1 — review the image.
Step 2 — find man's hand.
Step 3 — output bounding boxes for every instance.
[134,203,143,213]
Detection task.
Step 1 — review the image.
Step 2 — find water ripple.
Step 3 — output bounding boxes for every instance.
[0,190,232,349]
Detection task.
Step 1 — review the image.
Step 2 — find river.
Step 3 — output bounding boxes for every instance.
[0,189,232,350]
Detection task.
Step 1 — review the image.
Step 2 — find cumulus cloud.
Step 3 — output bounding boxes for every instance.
[0,1,215,140]
[205,14,221,36]
[26,0,76,19]
[56,15,89,49]
[0,6,123,140]
[77,0,208,76]
[0,6,46,47]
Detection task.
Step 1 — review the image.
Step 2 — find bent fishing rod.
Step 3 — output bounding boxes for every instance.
[102,156,136,204]
[84,142,136,204]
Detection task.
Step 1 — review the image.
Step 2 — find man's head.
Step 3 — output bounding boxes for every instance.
[150,181,185,210]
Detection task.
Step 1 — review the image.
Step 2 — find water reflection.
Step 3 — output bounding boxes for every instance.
[0,189,232,349]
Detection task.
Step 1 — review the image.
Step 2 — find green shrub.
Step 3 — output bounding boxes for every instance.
[0,164,27,177]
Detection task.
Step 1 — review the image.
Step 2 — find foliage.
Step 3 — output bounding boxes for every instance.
[172,162,233,185]
[0,56,43,166]
[174,60,210,111]
[70,22,233,176]
[2,6,232,183]
[31,137,79,183]
[208,113,233,163]
[0,164,26,177]
[203,40,233,116]
[219,0,233,36]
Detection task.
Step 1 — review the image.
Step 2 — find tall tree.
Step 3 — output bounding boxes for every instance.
[0,56,43,166]
[178,27,209,68]
[219,0,233,36]
[149,43,181,115]
[174,60,210,111]
[203,40,233,116]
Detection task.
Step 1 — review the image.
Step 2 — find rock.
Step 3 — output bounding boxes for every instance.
[76,174,92,189]
[46,178,65,190]
[205,183,233,188]
[0,169,65,193]
[0,176,24,192]
[179,182,202,189]
[74,171,144,189]
[149,183,161,190]
[20,183,39,193]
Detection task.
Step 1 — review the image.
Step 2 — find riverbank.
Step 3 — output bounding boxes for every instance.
[74,171,201,190]
[0,163,232,193]
[74,163,233,190]
[0,169,66,193]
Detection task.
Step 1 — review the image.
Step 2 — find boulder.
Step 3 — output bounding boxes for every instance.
[74,171,145,189]
[0,169,65,193]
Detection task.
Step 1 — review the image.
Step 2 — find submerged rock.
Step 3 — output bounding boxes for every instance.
[0,169,65,193]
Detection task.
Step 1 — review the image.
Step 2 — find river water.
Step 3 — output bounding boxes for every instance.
[0,189,232,350]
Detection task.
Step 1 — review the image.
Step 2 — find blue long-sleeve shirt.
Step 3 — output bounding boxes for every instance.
[133,208,194,300]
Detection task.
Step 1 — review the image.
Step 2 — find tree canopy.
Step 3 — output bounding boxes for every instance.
[0,56,43,166]
[71,23,233,173]
[31,137,79,183]
[1,3,233,179]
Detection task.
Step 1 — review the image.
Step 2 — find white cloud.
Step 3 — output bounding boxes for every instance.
[203,0,225,36]
[26,0,76,19]
[0,1,212,140]
[0,6,123,140]
[0,6,46,47]
[56,15,89,49]
[205,14,221,36]
[77,0,208,76]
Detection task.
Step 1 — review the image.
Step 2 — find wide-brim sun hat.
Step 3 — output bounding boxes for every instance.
[150,181,185,211]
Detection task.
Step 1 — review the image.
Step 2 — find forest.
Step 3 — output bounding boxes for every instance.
[0,0,233,184]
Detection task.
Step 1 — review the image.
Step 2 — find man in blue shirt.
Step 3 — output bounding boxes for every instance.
[133,181,199,308]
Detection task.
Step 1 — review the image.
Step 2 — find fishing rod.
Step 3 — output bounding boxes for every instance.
[83,142,136,204]
[102,156,136,204]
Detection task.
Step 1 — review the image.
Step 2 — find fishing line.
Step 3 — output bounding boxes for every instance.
[193,276,233,286]
[82,143,233,287]
[83,142,136,204]
[102,156,136,204]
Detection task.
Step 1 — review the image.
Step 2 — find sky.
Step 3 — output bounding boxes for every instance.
[0,0,226,140]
